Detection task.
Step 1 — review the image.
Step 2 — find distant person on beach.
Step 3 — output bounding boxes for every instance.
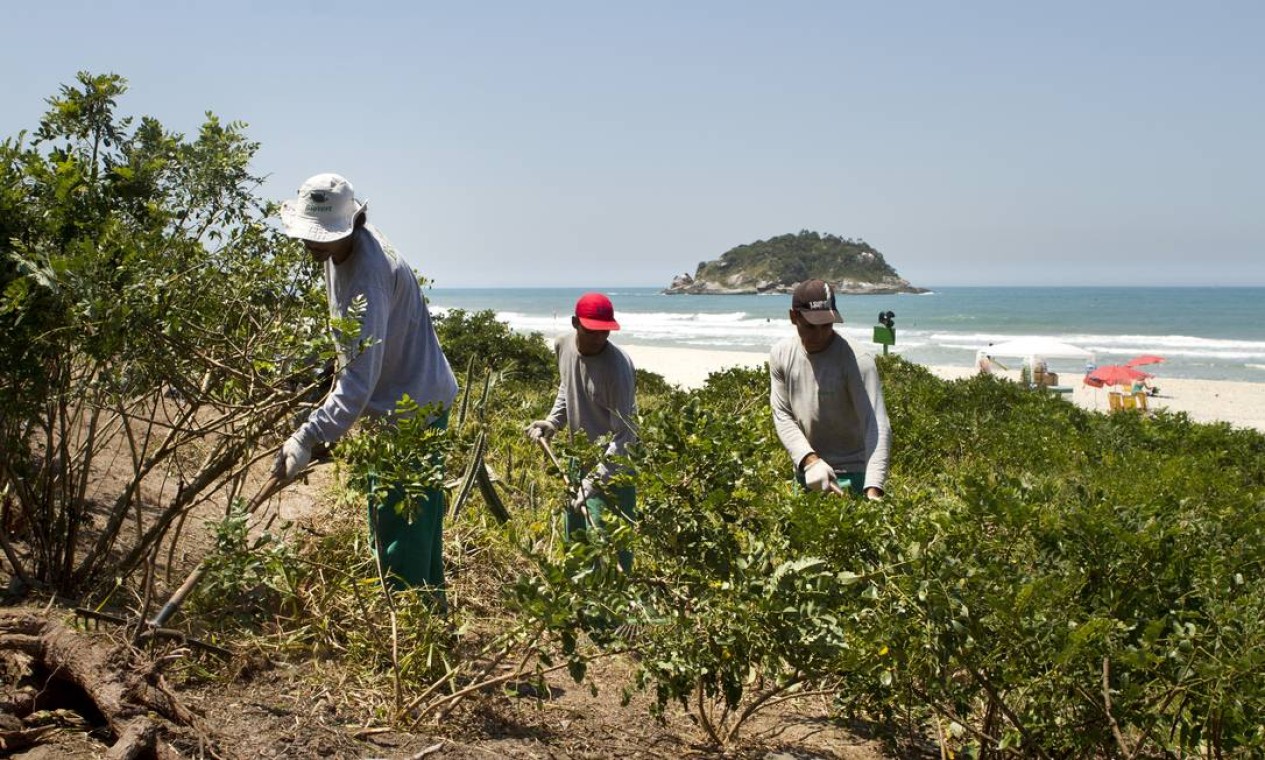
[526,293,638,570]
[274,173,458,597]
[769,280,891,500]
[1132,376,1158,396]
[976,349,995,375]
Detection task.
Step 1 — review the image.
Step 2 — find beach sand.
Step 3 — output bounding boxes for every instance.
[620,343,1265,433]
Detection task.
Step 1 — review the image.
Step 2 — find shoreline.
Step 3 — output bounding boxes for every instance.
[619,343,1265,433]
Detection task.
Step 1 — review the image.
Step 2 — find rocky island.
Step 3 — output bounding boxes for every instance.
[664,230,928,295]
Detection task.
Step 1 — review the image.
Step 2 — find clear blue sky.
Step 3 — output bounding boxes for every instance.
[4,1,1263,287]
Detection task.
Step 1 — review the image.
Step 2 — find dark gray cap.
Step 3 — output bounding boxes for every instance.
[791,280,843,325]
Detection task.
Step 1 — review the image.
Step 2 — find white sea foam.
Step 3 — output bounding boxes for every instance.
[431,290,1265,382]
[933,332,1265,361]
[439,305,1265,363]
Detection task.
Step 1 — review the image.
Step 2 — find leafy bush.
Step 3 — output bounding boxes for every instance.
[190,347,1265,755]
[0,72,326,595]
[433,307,553,384]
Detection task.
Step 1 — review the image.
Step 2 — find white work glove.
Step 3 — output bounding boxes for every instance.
[273,434,312,481]
[525,420,556,442]
[803,459,836,493]
[571,477,596,513]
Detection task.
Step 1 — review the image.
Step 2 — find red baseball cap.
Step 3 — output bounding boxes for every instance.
[574,292,620,331]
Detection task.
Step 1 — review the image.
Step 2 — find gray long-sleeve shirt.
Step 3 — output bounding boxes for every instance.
[295,225,458,447]
[769,334,891,492]
[544,333,637,481]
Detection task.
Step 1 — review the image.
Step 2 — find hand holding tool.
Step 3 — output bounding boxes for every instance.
[525,420,556,442]
[804,459,836,493]
[273,434,312,481]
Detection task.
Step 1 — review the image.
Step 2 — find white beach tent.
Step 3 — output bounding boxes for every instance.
[984,337,1093,362]
[983,337,1096,392]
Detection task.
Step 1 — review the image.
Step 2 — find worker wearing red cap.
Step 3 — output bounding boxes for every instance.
[526,292,637,570]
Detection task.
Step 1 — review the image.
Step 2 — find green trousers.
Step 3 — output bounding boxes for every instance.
[566,484,637,574]
[368,414,448,599]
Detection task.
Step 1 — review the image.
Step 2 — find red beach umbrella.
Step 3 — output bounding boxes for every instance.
[1125,354,1165,367]
[1084,364,1151,388]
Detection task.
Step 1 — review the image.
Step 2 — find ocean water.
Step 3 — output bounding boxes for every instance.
[427,287,1265,384]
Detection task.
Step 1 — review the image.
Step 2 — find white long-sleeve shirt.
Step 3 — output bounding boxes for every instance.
[295,224,457,447]
[544,333,637,481]
[769,334,891,492]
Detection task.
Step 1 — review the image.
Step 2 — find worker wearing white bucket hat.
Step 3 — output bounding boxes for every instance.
[279,173,368,242]
[276,173,458,599]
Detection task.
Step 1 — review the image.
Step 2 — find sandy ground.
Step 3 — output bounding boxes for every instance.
[620,343,1265,433]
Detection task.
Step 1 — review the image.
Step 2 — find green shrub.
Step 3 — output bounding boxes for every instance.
[0,72,325,595]
[433,308,553,384]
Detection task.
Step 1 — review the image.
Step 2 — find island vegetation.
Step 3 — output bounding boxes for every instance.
[1,74,1262,758]
[665,230,928,295]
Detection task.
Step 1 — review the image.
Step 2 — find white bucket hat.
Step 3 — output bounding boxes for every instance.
[279,173,368,242]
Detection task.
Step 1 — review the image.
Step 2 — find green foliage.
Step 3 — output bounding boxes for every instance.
[191,500,296,624]
[0,72,326,594]
[336,396,451,523]
[859,357,1265,756]
[433,307,553,384]
[499,356,1265,754]
[184,331,1264,755]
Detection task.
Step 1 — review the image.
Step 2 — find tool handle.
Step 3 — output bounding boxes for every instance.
[537,439,599,529]
[245,474,284,515]
[146,475,284,628]
[147,563,208,628]
[537,438,573,488]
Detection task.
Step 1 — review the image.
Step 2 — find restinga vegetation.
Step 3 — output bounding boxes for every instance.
[2,74,1263,758]
[665,230,929,295]
[0,71,326,595]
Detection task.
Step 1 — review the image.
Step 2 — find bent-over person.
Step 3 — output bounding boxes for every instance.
[275,173,457,597]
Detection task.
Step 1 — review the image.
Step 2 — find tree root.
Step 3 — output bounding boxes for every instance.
[0,608,207,758]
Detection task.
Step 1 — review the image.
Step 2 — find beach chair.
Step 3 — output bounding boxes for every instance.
[1132,391,1149,412]
[1108,392,1124,412]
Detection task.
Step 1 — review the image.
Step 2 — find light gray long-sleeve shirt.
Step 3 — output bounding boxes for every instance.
[295,224,458,447]
[769,333,891,491]
[544,333,637,481]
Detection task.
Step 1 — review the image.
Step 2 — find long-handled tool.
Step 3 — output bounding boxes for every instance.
[536,438,597,531]
[144,474,286,631]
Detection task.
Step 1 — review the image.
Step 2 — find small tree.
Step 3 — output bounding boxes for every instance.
[0,72,327,597]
